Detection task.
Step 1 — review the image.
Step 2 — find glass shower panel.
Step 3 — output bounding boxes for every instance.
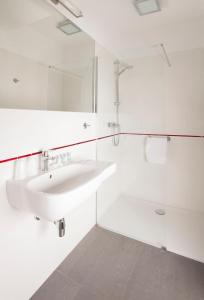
[96,50,168,250]
[165,136,204,261]
[164,48,204,262]
[97,134,168,249]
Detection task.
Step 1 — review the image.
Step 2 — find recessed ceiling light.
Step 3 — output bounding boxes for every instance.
[134,0,161,16]
[57,19,81,35]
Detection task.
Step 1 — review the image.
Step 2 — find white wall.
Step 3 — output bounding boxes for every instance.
[0,109,97,300]
[97,48,204,263]
[120,48,204,135]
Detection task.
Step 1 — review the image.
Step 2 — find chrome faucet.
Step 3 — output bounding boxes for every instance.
[41,150,57,172]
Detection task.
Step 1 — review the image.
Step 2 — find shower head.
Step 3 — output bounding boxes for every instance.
[118,65,133,76]
[114,60,133,76]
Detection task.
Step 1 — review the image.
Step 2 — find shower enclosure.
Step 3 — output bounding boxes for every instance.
[96,46,204,262]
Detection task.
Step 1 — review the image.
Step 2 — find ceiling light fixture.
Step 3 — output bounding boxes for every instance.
[50,0,83,18]
[134,0,161,16]
[57,19,81,35]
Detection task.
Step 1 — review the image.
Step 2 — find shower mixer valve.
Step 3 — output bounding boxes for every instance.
[107,122,120,128]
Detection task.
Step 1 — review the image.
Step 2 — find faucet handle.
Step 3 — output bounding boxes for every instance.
[42,149,56,159]
[41,149,49,158]
[41,149,58,172]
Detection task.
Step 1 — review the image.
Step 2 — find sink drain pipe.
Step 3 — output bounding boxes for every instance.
[54,218,66,237]
[35,216,66,237]
[57,218,66,237]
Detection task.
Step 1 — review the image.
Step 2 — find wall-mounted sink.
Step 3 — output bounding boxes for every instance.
[7,160,116,222]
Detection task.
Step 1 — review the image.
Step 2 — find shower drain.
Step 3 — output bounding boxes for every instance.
[155,209,166,216]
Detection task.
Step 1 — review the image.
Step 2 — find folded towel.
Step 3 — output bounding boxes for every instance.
[145,136,168,164]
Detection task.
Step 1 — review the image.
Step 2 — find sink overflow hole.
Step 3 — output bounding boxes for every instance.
[49,174,52,179]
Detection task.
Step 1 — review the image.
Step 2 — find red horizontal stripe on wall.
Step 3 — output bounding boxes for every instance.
[0,151,41,164]
[0,134,119,164]
[0,132,203,164]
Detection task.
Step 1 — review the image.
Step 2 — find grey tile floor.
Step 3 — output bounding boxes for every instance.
[31,226,204,300]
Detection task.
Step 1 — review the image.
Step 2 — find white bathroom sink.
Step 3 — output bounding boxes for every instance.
[7,160,116,222]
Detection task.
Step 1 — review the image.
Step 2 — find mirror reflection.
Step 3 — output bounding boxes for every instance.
[0,0,95,112]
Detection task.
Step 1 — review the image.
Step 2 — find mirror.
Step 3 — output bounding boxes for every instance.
[0,0,95,112]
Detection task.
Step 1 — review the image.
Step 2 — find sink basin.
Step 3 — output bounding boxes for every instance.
[7,160,116,222]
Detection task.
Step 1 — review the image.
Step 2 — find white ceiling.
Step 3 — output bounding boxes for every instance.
[0,0,93,47]
[0,0,52,30]
[57,0,204,58]
[1,0,204,59]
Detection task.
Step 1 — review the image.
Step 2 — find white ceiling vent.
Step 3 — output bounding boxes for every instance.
[134,0,161,16]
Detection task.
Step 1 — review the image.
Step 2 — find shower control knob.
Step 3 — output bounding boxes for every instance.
[107,122,120,128]
[83,122,91,129]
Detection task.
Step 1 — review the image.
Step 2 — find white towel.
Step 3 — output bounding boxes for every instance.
[145,136,168,164]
